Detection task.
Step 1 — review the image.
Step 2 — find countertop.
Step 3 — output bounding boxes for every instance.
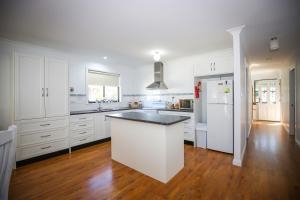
[70,108,193,115]
[105,112,190,125]
[157,108,193,113]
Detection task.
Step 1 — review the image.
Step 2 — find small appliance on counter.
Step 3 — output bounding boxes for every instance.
[179,99,193,110]
[129,101,143,109]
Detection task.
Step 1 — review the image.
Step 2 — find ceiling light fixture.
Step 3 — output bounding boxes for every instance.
[270,37,279,51]
[153,51,161,61]
[103,56,108,60]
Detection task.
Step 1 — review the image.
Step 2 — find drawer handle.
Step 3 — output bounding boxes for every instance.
[79,132,87,135]
[40,124,51,127]
[79,138,87,141]
[79,118,86,120]
[79,124,87,127]
[40,134,51,138]
[41,146,51,150]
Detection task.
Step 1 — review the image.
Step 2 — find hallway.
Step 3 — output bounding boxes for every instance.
[9,122,300,200]
[241,121,300,199]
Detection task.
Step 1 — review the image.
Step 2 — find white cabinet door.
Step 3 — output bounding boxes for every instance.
[45,58,69,117]
[94,113,106,140]
[212,50,233,75]
[193,55,212,77]
[194,49,233,77]
[15,53,45,120]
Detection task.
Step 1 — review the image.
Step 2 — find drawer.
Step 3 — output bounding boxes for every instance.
[16,139,68,161]
[159,111,194,118]
[184,127,195,134]
[17,128,68,147]
[70,128,94,138]
[18,118,68,133]
[70,115,94,123]
[70,120,94,130]
[71,135,94,147]
[184,132,194,141]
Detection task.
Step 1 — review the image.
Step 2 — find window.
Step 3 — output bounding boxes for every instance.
[261,87,268,103]
[87,70,120,103]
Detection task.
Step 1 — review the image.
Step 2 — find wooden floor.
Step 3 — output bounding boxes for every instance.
[9,122,300,200]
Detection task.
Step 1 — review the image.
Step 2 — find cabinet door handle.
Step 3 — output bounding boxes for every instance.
[79,124,87,127]
[40,134,51,138]
[40,123,51,127]
[79,132,87,135]
[80,138,87,141]
[42,88,45,97]
[214,62,216,71]
[79,118,86,120]
[46,88,49,97]
[41,146,51,150]
[210,63,212,71]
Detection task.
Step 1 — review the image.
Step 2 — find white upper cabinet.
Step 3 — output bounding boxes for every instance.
[15,53,69,120]
[45,58,69,117]
[194,49,233,77]
[15,53,45,120]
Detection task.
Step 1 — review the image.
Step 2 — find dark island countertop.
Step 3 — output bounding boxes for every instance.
[105,112,190,126]
[70,108,194,115]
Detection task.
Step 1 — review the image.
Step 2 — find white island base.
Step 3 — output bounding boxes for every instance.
[110,118,184,183]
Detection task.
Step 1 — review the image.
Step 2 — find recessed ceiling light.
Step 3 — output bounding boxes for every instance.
[153,51,161,61]
[103,56,108,60]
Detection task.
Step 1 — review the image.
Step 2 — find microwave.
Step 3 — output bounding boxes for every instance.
[179,99,193,110]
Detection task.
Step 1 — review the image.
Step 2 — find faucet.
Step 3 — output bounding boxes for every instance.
[96,100,102,111]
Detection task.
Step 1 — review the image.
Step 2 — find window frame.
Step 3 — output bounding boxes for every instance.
[86,68,121,104]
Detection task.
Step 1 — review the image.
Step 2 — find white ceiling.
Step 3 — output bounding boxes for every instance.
[0,0,299,67]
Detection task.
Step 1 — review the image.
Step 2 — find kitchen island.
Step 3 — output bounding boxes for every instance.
[106,112,190,183]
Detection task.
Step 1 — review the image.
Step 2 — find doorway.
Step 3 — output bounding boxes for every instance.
[253,79,281,121]
[289,69,295,135]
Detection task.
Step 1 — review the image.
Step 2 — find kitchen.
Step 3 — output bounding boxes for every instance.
[1,1,299,200]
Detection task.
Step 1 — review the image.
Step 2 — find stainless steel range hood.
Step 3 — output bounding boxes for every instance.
[146,62,168,90]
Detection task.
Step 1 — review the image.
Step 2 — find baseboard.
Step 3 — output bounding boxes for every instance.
[296,138,300,147]
[232,142,247,167]
[282,123,289,134]
[247,123,252,138]
[184,140,194,146]
[71,137,111,151]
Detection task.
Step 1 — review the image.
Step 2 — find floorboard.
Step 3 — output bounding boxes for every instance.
[9,121,300,200]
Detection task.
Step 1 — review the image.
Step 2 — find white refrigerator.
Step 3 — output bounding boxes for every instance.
[207,80,233,154]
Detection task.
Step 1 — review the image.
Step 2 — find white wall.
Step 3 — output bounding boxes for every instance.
[0,41,12,130]
[295,52,300,145]
[0,38,136,128]
[246,61,252,138]
[134,55,196,95]
[280,68,290,131]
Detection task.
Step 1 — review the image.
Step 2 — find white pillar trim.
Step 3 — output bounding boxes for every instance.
[227,25,245,167]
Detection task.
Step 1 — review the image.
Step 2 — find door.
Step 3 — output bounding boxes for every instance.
[15,53,45,120]
[45,58,69,117]
[94,114,106,140]
[255,80,280,121]
[289,69,295,135]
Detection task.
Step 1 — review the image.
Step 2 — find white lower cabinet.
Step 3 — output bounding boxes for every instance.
[69,112,112,147]
[158,111,195,142]
[16,117,69,161]
[70,114,95,147]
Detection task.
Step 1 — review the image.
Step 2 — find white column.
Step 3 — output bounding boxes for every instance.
[227,25,246,167]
